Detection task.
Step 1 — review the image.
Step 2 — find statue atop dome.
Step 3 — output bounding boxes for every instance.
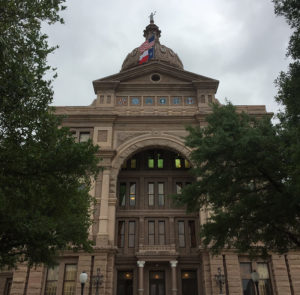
[149,11,156,23]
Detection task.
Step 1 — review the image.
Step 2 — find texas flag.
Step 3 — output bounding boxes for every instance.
[139,47,154,64]
[139,35,155,53]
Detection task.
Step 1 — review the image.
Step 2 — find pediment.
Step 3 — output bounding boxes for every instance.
[93,61,219,93]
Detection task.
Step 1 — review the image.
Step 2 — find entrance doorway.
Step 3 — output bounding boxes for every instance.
[149,271,165,295]
[181,270,198,295]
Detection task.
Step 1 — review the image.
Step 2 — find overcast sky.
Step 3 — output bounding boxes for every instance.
[43,0,292,115]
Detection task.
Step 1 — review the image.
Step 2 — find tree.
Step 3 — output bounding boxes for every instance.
[174,0,300,256]
[0,1,100,268]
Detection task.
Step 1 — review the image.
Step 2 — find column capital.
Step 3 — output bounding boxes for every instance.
[170,260,178,268]
[137,260,146,268]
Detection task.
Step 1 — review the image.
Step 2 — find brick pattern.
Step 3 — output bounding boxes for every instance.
[287,253,300,294]
[26,266,44,295]
[225,254,243,295]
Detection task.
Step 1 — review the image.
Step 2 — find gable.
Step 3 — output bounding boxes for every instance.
[93,61,219,93]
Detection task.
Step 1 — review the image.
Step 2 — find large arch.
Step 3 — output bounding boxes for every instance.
[109,135,192,195]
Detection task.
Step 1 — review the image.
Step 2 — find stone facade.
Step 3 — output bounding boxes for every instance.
[1,21,298,295]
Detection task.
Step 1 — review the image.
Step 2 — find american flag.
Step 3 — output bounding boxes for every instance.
[139,35,155,53]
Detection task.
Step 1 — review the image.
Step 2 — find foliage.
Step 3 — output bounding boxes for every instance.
[0,1,100,268]
[174,0,300,256]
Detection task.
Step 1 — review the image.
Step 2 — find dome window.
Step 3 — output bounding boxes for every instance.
[151,74,161,82]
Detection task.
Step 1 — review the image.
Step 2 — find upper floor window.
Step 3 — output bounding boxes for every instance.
[178,221,185,247]
[117,221,125,248]
[44,266,59,295]
[128,221,136,248]
[79,132,90,142]
[120,149,191,171]
[63,264,77,295]
[240,260,273,295]
[177,219,197,248]
[118,181,137,208]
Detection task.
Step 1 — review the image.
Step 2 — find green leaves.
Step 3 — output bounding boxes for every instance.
[0,1,101,268]
[174,103,300,256]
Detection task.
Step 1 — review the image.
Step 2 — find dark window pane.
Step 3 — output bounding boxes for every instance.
[119,183,126,206]
[129,183,136,206]
[148,221,155,245]
[188,221,196,248]
[158,183,164,206]
[240,263,252,277]
[148,183,154,206]
[158,221,165,245]
[242,279,255,295]
[130,159,136,169]
[178,221,185,247]
[118,221,125,248]
[128,221,135,248]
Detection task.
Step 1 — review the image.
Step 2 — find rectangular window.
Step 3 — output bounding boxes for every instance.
[158,183,164,206]
[176,182,183,194]
[184,159,191,168]
[240,261,272,295]
[148,183,154,206]
[148,153,154,168]
[157,153,164,168]
[79,132,90,142]
[130,159,136,169]
[175,158,181,168]
[119,183,126,207]
[257,263,272,295]
[118,221,125,248]
[158,221,165,245]
[44,266,59,295]
[240,262,255,295]
[178,221,185,247]
[188,220,196,248]
[129,183,136,206]
[128,221,135,248]
[148,221,155,245]
[63,264,77,295]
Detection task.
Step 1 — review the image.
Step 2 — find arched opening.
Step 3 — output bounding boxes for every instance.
[114,147,201,295]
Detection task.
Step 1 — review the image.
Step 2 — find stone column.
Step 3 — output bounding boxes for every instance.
[137,261,145,295]
[170,260,178,295]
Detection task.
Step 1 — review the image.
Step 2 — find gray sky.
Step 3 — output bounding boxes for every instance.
[44,0,291,115]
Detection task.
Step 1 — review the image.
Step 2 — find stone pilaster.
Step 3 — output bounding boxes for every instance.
[97,170,110,246]
[170,260,178,295]
[137,261,145,295]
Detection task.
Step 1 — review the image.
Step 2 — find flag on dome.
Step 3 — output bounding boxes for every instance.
[139,47,154,65]
[139,35,155,53]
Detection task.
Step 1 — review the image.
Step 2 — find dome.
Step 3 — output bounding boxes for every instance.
[121,21,183,72]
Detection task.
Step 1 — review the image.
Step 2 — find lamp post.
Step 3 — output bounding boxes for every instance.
[79,271,88,295]
[215,267,225,295]
[251,270,260,295]
[92,268,104,295]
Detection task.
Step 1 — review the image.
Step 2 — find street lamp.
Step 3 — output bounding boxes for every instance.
[79,271,88,295]
[251,270,260,295]
[92,268,104,295]
[215,267,225,295]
